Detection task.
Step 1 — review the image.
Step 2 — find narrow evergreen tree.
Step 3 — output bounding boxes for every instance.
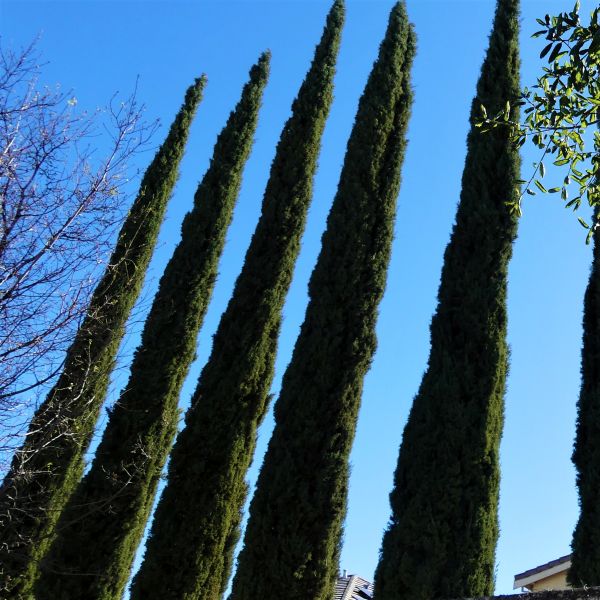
[130,5,343,599]
[374,1,520,598]
[34,55,269,600]
[569,202,600,586]
[228,5,415,600]
[0,77,205,600]
[569,105,600,583]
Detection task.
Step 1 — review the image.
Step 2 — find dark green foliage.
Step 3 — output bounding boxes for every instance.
[217,483,246,598]
[229,5,415,600]
[33,56,269,600]
[0,77,205,600]
[130,5,343,599]
[374,2,520,599]
[569,200,600,586]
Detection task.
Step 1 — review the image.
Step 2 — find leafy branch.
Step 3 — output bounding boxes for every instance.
[478,1,600,241]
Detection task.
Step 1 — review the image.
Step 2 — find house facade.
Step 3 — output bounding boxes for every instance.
[514,555,572,592]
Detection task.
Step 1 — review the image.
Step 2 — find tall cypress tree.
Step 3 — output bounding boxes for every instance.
[130,5,343,599]
[35,55,269,600]
[374,1,520,598]
[228,5,415,600]
[0,77,205,600]
[569,196,600,587]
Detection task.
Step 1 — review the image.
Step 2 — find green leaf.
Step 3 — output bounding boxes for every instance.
[534,179,548,193]
[565,196,580,209]
[548,42,563,62]
[578,216,589,228]
[540,42,554,58]
[589,29,600,55]
[539,161,546,178]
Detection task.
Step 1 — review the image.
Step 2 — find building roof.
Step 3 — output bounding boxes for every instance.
[334,574,374,600]
[513,554,571,590]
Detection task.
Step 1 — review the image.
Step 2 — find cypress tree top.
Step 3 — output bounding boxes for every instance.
[35,55,269,600]
[374,1,520,599]
[130,4,343,599]
[0,76,205,600]
[229,3,415,600]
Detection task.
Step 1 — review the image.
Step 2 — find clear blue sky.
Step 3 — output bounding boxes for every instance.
[1,0,595,595]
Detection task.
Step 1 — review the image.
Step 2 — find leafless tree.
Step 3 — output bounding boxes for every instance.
[0,40,157,470]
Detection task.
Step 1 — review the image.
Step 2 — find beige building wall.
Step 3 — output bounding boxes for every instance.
[528,571,569,592]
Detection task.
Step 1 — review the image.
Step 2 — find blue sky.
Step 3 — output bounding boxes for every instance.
[1,0,595,595]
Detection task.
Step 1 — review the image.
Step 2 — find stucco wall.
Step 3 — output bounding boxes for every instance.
[528,571,569,591]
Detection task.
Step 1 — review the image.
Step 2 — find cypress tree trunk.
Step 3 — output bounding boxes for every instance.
[130,5,343,599]
[0,78,205,600]
[569,199,600,585]
[228,4,415,600]
[34,55,269,600]
[374,1,520,599]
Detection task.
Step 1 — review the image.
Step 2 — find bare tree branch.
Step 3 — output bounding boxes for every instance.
[0,40,157,472]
